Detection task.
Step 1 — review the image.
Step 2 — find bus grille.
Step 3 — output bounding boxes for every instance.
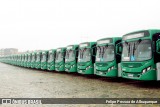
[122,63,142,68]
[96,63,108,67]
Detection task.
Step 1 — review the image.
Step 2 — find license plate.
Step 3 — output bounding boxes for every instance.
[128,74,133,77]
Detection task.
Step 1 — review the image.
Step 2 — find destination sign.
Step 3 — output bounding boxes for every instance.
[123,31,149,40]
[67,46,73,50]
[57,48,61,52]
[97,39,112,44]
[79,43,89,48]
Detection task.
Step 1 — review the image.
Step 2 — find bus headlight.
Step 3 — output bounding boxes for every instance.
[78,66,81,69]
[142,69,146,74]
[111,66,114,70]
[108,68,111,71]
[142,66,151,74]
[147,67,151,71]
[86,66,91,70]
[70,65,74,68]
[59,64,63,68]
[107,66,114,71]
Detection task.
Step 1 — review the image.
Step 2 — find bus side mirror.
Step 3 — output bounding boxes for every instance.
[92,47,96,57]
[75,49,79,58]
[118,46,122,53]
[156,40,160,54]
[116,43,122,55]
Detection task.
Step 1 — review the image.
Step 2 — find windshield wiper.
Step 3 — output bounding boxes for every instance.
[79,49,83,59]
[66,50,70,59]
[81,48,86,59]
[102,45,108,58]
[97,46,101,57]
[133,39,142,56]
[56,52,60,60]
[124,41,131,56]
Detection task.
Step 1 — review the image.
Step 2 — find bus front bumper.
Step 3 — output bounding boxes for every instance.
[95,69,118,77]
[122,69,156,81]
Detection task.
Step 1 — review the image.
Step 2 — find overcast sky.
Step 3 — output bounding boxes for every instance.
[0,0,160,52]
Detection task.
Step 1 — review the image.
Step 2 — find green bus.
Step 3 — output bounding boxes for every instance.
[16,55,19,66]
[121,29,160,80]
[55,47,66,72]
[27,53,32,68]
[17,54,21,66]
[15,55,17,65]
[11,55,15,65]
[24,54,28,67]
[21,54,25,67]
[31,52,36,68]
[47,49,56,71]
[65,45,79,72]
[95,37,122,77]
[13,55,17,65]
[77,42,96,74]
[41,50,49,70]
[35,51,42,69]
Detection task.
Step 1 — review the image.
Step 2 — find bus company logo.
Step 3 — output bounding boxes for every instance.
[1,99,42,105]
[2,99,11,104]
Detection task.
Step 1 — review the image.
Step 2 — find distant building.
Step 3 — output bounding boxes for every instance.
[0,48,18,56]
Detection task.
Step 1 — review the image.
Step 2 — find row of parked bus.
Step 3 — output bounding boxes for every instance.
[1,29,160,81]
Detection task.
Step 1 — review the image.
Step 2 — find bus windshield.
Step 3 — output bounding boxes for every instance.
[122,39,152,61]
[25,56,28,61]
[28,55,31,62]
[55,52,63,63]
[96,45,115,62]
[78,48,91,62]
[31,55,35,62]
[65,50,75,62]
[22,56,24,61]
[48,53,54,62]
[41,54,47,62]
[36,54,41,62]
